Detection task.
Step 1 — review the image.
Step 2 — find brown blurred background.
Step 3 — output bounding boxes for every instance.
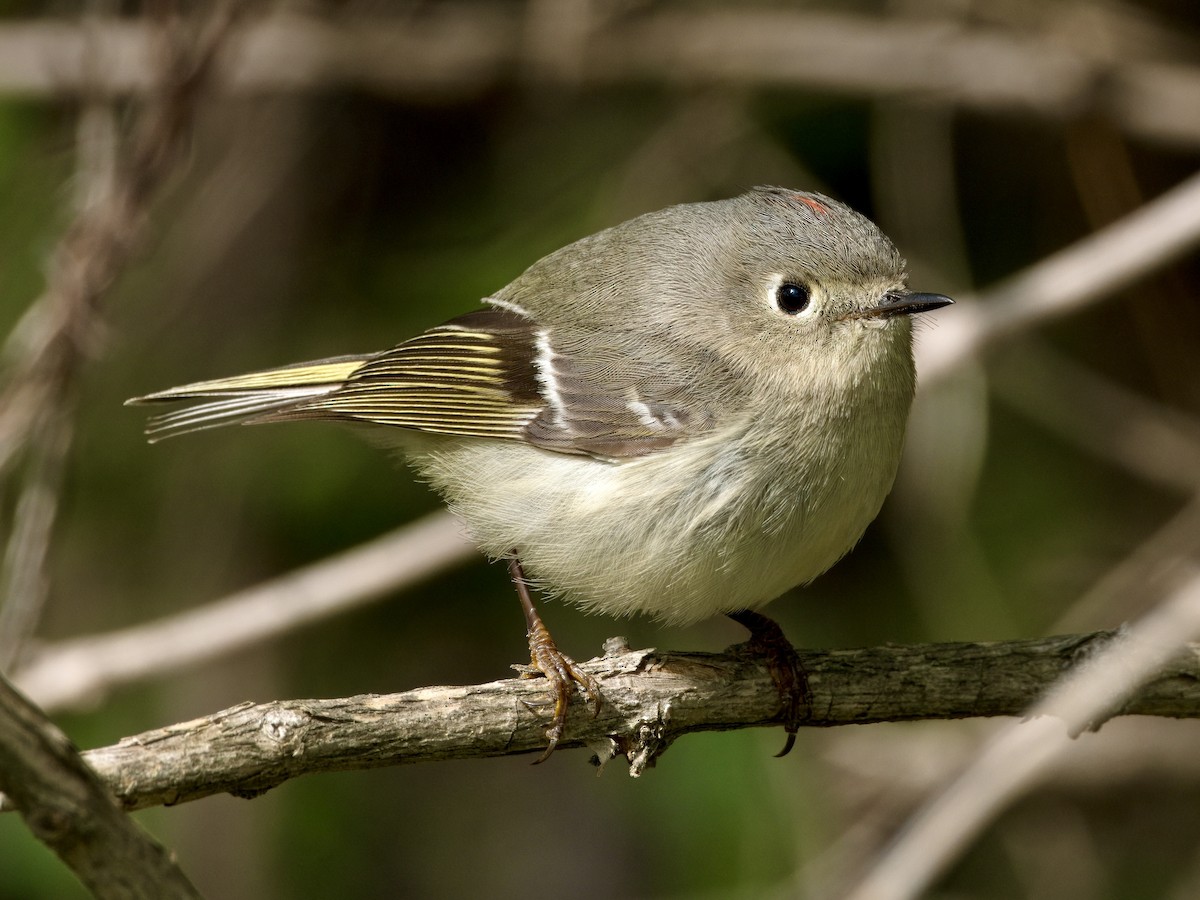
[1,1,1199,897]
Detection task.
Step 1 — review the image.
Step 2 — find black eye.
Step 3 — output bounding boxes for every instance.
[775,282,811,314]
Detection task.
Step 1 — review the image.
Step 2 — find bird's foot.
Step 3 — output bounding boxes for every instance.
[727,609,809,757]
[519,615,603,764]
[508,556,601,763]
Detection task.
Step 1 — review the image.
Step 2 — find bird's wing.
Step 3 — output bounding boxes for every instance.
[131,308,719,459]
[252,308,546,441]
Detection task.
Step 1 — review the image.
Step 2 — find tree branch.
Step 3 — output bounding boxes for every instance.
[1,632,1191,813]
[0,671,200,897]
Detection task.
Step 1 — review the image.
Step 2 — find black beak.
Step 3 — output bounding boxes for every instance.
[857,291,955,319]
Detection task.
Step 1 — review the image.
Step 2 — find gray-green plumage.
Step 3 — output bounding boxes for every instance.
[130,186,950,624]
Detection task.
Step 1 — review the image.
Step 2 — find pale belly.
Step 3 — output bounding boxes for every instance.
[405,409,906,625]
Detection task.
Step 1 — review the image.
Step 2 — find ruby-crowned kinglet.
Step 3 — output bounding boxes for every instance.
[130,186,952,760]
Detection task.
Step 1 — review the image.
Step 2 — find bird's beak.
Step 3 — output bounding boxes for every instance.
[851,291,955,320]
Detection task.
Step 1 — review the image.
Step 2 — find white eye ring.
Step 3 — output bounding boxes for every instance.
[768,274,819,318]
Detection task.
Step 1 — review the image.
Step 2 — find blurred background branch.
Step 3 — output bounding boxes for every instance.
[0,7,1195,146]
[918,168,1200,382]
[0,0,249,669]
[14,511,472,712]
[846,568,1200,900]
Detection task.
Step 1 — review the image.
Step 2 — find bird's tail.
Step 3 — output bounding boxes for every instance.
[126,355,371,442]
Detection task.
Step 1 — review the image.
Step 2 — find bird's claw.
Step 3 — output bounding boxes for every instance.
[524,624,602,763]
[728,609,809,756]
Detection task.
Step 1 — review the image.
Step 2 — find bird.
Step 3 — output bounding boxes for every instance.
[128,186,953,761]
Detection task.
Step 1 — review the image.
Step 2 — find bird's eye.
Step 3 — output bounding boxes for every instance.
[775,282,811,314]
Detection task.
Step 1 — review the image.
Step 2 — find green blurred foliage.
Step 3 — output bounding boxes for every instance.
[3,2,1200,898]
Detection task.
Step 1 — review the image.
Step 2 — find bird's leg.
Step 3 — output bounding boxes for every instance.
[508,555,602,763]
[727,609,809,757]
